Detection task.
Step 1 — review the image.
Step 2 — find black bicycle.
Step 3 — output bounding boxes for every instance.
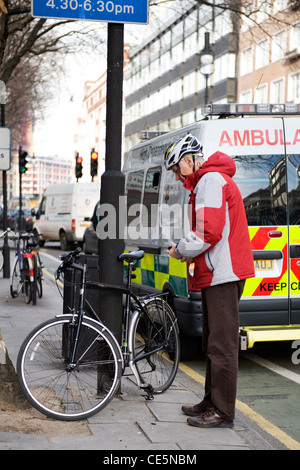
[17,247,180,421]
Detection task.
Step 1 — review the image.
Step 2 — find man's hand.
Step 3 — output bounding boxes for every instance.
[167,242,181,260]
[167,242,194,263]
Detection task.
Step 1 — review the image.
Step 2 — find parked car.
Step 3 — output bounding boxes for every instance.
[11,209,35,232]
[83,201,100,254]
[0,208,17,230]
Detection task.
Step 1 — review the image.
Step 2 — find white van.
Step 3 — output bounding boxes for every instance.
[33,183,99,250]
[123,103,300,357]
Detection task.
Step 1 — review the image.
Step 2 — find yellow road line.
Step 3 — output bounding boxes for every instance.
[179,362,300,451]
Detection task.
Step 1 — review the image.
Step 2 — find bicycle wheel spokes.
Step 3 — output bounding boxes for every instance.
[132,299,180,394]
[17,317,122,421]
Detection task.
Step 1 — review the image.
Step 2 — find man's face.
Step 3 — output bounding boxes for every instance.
[178,156,194,176]
[171,154,195,182]
[171,165,186,182]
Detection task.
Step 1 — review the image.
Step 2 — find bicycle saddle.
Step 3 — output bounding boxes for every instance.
[119,250,144,262]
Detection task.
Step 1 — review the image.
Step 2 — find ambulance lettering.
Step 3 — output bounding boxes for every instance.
[218,129,300,147]
[259,282,287,292]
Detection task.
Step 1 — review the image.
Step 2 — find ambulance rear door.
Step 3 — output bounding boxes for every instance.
[284,117,300,324]
[200,116,298,327]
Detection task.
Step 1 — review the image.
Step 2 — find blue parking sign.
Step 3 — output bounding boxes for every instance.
[32,0,149,24]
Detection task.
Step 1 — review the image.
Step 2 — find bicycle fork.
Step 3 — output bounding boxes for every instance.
[67,264,87,369]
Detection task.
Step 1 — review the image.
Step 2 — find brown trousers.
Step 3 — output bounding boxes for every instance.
[200,280,245,421]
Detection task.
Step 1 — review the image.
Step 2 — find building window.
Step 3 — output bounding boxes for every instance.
[240,89,252,103]
[273,0,287,12]
[290,22,300,50]
[240,47,253,75]
[214,53,236,82]
[271,78,285,102]
[272,30,286,62]
[255,39,269,69]
[254,83,268,102]
[288,72,300,102]
[241,2,254,31]
[257,1,271,23]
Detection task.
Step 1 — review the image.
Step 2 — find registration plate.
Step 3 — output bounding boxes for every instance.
[255,259,274,271]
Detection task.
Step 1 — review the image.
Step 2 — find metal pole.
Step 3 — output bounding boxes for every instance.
[205,74,209,105]
[1,99,9,278]
[98,23,125,345]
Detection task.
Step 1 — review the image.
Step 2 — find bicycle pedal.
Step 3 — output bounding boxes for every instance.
[142,393,154,401]
[140,384,154,401]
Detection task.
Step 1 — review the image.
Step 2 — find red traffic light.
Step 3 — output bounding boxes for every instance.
[91,151,98,160]
[77,156,83,164]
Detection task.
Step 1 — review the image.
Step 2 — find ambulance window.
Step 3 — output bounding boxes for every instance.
[233,154,287,226]
[126,170,144,224]
[142,167,161,227]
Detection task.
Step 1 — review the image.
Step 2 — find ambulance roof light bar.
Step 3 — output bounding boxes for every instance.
[203,103,300,117]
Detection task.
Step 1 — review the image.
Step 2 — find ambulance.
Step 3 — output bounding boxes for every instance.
[122,103,300,358]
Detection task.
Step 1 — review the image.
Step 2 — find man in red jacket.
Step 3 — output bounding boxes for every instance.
[165,134,255,428]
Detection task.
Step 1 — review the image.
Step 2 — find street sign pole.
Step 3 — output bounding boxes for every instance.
[98,22,125,344]
[1,89,10,278]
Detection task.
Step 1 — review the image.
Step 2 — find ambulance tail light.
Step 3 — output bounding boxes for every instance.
[203,103,300,117]
[188,262,195,277]
[72,219,76,232]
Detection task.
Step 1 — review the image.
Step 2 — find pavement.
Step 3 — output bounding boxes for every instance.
[0,249,291,452]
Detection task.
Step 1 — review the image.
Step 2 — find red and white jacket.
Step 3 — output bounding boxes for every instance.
[175,151,255,290]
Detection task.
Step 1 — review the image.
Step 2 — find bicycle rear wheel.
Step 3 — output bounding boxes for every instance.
[17,315,123,421]
[131,298,180,394]
[23,258,33,304]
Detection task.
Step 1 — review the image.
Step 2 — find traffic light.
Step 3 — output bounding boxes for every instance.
[19,147,28,174]
[75,153,83,180]
[90,149,98,179]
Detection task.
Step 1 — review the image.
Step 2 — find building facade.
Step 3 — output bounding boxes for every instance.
[21,155,73,197]
[123,0,239,153]
[74,73,107,183]
[238,0,300,105]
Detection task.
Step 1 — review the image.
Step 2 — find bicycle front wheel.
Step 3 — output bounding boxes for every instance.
[132,298,180,394]
[17,315,123,421]
[10,257,22,298]
[35,256,43,298]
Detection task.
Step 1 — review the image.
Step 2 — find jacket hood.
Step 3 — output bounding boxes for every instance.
[183,151,236,191]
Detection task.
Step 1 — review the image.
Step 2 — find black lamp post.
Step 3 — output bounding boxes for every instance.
[200,32,214,105]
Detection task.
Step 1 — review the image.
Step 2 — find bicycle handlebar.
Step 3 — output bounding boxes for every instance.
[56,247,82,279]
[0,228,44,240]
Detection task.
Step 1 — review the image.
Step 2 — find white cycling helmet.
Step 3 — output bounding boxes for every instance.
[164,134,203,170]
